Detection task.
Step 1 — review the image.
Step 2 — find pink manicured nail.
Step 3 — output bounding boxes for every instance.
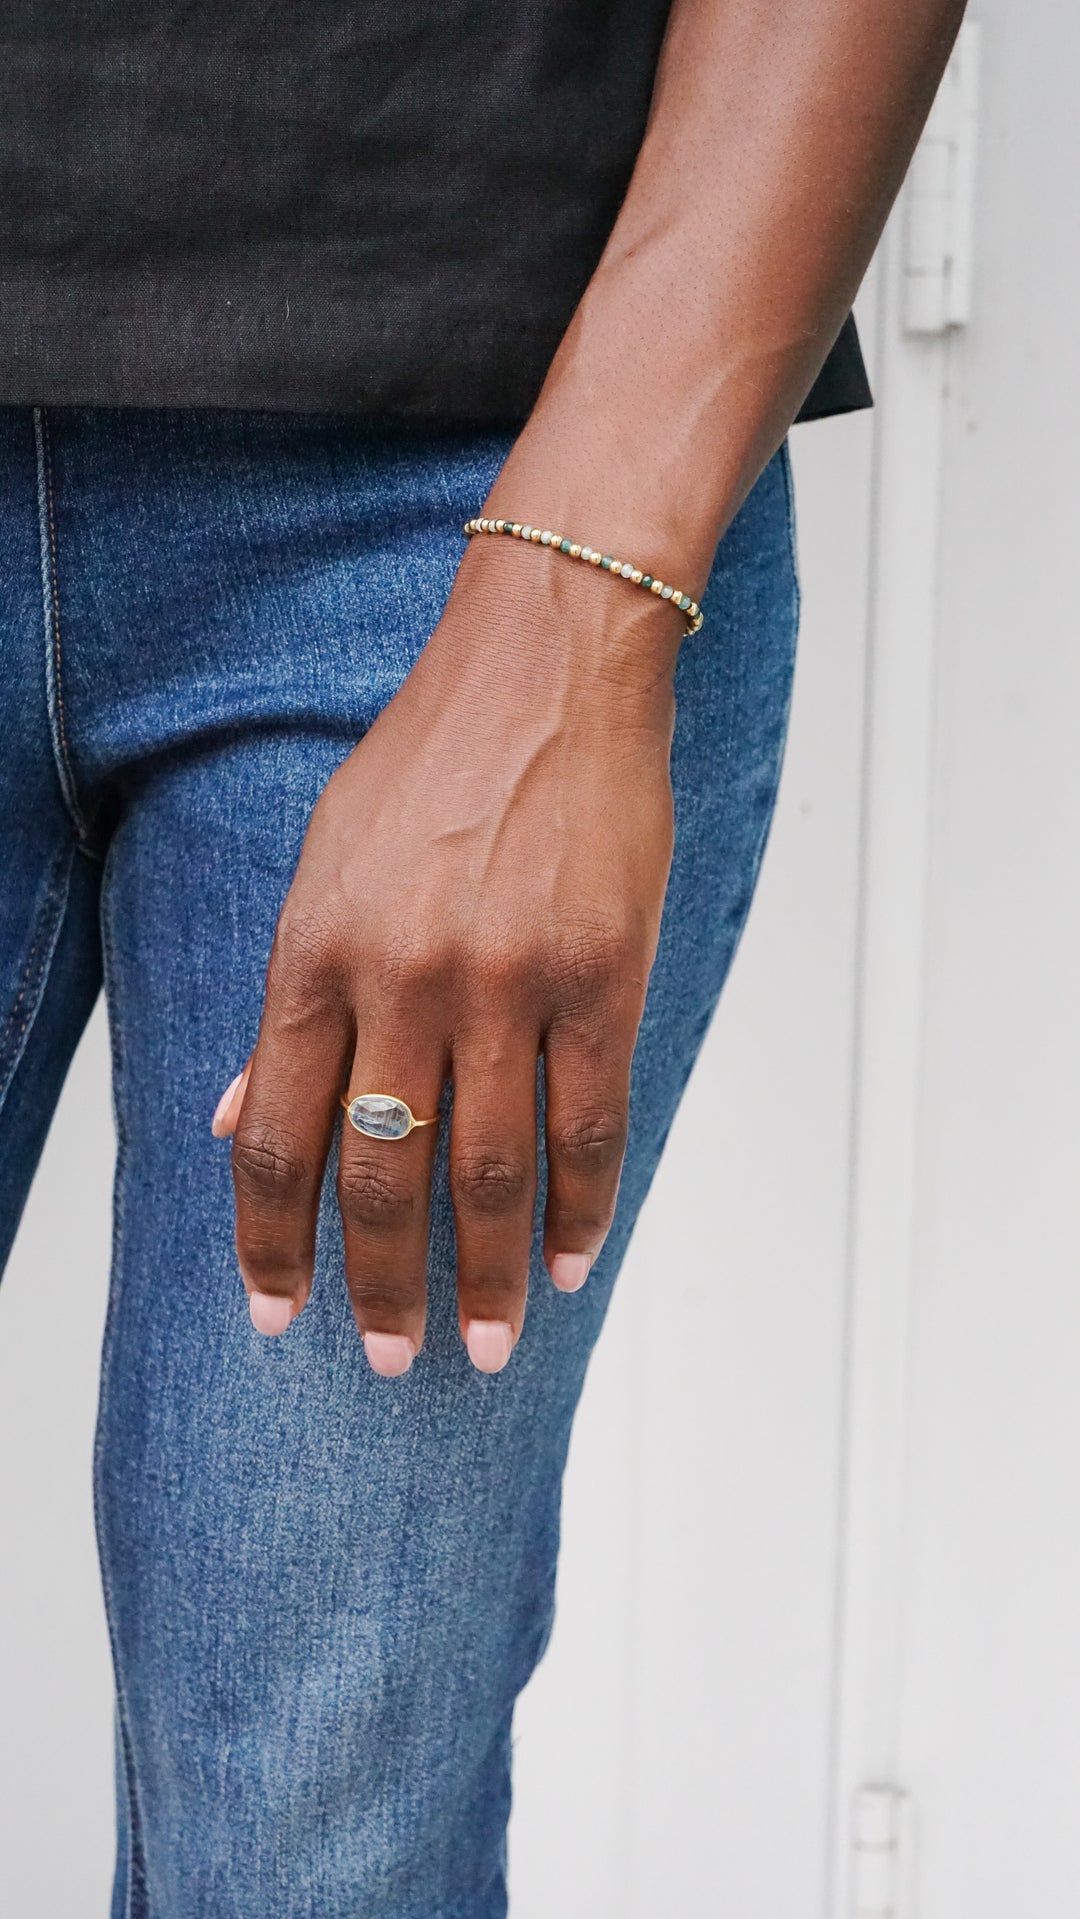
[550,1252,592,1293]
[466,1320,514,1374]
[249,1292,294,1337]
[364,1333,416,1378]
[211,1069,245,1138]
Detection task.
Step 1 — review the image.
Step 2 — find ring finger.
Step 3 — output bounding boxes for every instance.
[450,1022,539,1374]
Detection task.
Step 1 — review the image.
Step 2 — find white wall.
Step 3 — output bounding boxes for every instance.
[893,0,1080,1906]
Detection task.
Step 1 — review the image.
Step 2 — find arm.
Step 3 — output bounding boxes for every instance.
[220,0,967,1372]
[491,0,967,584]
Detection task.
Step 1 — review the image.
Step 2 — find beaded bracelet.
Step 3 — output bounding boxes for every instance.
[462,515,704,636]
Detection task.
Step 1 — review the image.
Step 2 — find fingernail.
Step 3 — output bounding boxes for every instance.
[550,1252,592,1293]
[211,1069,245,1138]
[249,1292,294,1337]
[466,1320,515,1374]
[364,1332,416,1378]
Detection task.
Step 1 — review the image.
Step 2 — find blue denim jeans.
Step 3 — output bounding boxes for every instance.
[0,406,798,1918]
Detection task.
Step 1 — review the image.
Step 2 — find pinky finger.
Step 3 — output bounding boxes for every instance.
[542,1021,632,1292]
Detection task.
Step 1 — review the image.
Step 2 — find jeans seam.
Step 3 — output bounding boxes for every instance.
[33,406,95,848]
[778,436,802,631]
[94,850,150,1919]
[0,846,73,1114]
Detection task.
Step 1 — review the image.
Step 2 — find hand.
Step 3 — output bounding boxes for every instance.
[213,536,685,1374]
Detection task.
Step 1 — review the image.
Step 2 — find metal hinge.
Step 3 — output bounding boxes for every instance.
[902,19,981,333]
[851,1785,911,1919]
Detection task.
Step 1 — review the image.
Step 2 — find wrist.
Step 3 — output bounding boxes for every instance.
[442,533,685,703]
[464,514,702,637]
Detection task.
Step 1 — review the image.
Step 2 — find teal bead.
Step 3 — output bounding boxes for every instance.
[601,555,612,569]
[678,594,691,611]
[560,539,571,553]
[641,574,652,589]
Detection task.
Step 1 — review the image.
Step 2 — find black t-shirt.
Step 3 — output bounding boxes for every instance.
[0,3,871,424]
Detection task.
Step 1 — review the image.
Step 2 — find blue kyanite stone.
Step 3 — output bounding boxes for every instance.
[347,1094,412,1139]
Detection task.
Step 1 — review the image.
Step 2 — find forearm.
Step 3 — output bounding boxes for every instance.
[483,0,967,602]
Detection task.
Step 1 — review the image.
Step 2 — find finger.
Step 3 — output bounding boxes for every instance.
[450,1025,539,1373]
[338,1032,447,1377]
[542,1015,633,1292]
[211,1057,252,1138]
[232,950,351,1336]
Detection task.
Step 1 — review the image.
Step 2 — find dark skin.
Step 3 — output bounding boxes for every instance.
[214,0,968,1374]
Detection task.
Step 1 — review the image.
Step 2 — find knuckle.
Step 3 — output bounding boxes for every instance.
[338,1154,416,1234]
[232,1123,313,1209]
[549,1201,613,1244]
[458,1270,523,1318]
[375,932,451,1001]
[450,1150,532,1216]
[350,1278,421,1322]
[549,1108,628,1180]
[271,901,344,989]
[466,941,531,1006]
[543,920,630,1009]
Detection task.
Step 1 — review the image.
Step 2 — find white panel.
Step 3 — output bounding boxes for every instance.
[897,0,1080,1907]
[828,211,952,1917]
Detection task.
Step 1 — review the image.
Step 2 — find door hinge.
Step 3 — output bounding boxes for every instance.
[850,1785,911,1919]
[903,18,981,333]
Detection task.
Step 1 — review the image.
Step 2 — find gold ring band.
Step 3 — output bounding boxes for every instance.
[341,1093,439,1141]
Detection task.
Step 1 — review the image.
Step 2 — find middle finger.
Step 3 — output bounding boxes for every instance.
[338,1026,447,1375]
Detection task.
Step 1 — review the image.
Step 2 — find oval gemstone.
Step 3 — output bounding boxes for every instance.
[347,1094,413,1140]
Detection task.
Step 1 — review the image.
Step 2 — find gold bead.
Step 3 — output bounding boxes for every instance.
[631,569,643,584]
[569,543,582,558]
[589,550,602,565]
[651,580,664,594]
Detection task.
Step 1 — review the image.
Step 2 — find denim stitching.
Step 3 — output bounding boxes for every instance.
[779,437,802,633]
[0,848,71,1112]
[33,406,92,845]
[94,852,150,1919]
[723,439,802,942]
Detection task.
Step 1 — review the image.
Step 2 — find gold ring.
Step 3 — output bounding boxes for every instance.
[341,1093,439,1141]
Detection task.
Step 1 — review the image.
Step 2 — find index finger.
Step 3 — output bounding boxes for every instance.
[229,961,351,1334]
